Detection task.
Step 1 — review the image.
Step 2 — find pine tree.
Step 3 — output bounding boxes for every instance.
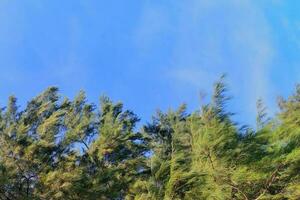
[86,96,148,199]
[0,77,299,199]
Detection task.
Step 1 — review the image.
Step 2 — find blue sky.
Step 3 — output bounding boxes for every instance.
[1,0,300,126]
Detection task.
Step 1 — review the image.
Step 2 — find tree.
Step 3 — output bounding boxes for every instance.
[0,76,299,199]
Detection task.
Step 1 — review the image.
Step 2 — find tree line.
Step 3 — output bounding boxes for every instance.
[0,76,299,199]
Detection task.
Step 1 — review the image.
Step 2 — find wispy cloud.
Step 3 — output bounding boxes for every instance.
[168,67,217,89]
[135,0,275,123]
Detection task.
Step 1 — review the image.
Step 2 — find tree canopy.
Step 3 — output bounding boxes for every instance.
[0,77,299,199]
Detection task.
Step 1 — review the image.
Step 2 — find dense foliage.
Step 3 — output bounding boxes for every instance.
[0,77,299,199]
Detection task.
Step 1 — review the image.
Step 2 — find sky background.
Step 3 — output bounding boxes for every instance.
[0,0,300,126]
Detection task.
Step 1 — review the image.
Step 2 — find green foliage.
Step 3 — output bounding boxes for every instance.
[0,77,299,199]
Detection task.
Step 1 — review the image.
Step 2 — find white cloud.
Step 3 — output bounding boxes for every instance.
[134,2,171,52]
[168,67,217,89]
[135,0,275,123]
